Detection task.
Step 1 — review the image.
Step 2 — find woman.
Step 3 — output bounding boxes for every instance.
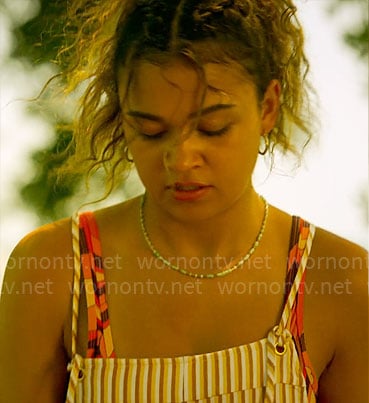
[0,0,367,402]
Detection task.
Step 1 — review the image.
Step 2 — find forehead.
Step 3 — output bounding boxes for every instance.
[118,58,255,109]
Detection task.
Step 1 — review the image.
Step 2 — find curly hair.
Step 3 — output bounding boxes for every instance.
[57,0,317,194]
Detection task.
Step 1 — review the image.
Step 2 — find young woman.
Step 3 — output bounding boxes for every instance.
[1,0,367,402]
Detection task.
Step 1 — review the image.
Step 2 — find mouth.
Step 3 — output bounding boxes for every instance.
[169,182,212,201]
[173,182,208,191]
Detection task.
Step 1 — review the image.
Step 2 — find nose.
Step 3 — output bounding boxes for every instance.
[164,132,204,173]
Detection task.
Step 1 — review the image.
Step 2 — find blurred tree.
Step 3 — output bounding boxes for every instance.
[328,0,368,60]
[4,0,81,222]
[344,21,368,60]
[4,0,369,223]
[18,128,79,222]
[11,0,68,65]
[328,0,368,226]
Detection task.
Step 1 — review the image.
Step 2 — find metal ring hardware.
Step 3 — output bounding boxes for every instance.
[275,343,287,356]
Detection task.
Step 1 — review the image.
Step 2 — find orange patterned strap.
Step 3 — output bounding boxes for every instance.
[285,217,318,398]
[79,212,116,358]
[75,212,317,399]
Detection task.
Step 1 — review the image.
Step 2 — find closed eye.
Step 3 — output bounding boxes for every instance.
[123,114,167,140]
[139,130,167,140]
[198,125,231,137]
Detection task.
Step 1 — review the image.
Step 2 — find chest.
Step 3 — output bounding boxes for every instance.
[68,250,285,353]
[112,283,285,354]
[64,232,334,385]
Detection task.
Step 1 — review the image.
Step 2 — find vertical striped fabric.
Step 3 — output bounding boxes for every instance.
[68,338,308,402]
[66,214,317,403]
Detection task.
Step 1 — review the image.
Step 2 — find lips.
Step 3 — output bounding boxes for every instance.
[169,182,211,201]
[174,182,205,190]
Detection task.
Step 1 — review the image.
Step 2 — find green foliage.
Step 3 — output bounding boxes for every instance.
[328,0,368,60]
[344,22,368,59]
[19,129,82,221]
[6,0,368,223]
[11,0,67,65]
[8,0,78,222]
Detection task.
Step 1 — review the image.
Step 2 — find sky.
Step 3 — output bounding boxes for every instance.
[0,0,368,284]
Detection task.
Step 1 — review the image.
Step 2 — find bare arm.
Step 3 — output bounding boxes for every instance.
[317,243,368,402]
[0,220,73,403]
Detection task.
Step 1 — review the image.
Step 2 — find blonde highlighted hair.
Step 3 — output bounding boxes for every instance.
[57,0,317,194]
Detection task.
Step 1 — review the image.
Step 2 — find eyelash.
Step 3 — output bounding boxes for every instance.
[138,125,231,140]
[139,131,166,140]
[199,126,231,137]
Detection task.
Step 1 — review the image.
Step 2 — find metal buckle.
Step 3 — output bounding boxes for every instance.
[275,343,287,356]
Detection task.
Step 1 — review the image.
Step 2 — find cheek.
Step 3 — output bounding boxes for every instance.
[214,132,260,178]
[130,141,164,172]
[223,123,261,156]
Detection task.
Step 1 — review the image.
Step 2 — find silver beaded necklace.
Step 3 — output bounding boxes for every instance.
[139,194,269,279]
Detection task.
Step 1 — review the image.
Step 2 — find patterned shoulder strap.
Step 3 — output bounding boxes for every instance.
[71,212,116,359]
[66,213,84,403]
[282,216,318,397]
[265,217,317,402]
[70,212,82,359]
[79,211,116,358]
[279,216,315,329]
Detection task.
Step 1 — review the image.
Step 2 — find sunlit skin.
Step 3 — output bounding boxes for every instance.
[0,59,367,403]
[118,58,280,258]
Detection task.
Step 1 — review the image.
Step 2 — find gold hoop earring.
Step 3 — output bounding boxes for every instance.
[258,134,270,156]
[124,146,134,163]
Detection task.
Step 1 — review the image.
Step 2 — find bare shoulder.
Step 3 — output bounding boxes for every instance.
[2,217,75,296]
[312,226,367,262]
[2,215,74,293]
[308,227,368,402]
[0,217,74,402]
[92,197,141,250]
[309,227,367,299]
[93,196,139,229]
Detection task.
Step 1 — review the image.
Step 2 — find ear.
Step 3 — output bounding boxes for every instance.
[261,79,281,133]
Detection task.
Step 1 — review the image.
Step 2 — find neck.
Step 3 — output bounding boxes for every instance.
[140,189,267,262]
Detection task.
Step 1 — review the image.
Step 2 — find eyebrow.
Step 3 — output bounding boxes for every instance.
[126,103,236,122]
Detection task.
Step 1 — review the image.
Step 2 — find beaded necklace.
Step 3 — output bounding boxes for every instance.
[139,194,268,279]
